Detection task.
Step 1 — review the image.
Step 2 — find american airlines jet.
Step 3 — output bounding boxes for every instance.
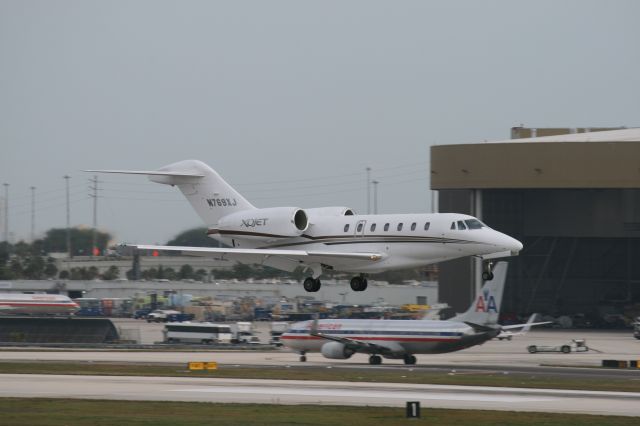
[281,262,545,365]
[87,160,522,293]
[0,293,79,316]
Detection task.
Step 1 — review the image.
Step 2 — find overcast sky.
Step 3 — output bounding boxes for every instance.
[1,0,639,245]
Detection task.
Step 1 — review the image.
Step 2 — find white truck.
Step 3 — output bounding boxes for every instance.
[232,321,260,344]
[269,321,289,347]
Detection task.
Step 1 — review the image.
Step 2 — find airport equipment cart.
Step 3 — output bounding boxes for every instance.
[527,339,589,354]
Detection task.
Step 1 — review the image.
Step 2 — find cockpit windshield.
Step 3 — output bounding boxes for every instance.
[464,219,485,229]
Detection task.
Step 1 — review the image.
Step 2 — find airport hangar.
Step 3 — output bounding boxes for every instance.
[431,127,640,321]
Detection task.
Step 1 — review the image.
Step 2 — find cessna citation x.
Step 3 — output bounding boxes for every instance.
[87,160,522,293]
[281,262,546,364]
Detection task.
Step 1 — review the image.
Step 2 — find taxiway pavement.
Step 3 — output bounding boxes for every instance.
[1,374,639,417]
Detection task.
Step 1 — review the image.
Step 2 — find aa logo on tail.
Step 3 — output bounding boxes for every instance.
[475,289,498,313]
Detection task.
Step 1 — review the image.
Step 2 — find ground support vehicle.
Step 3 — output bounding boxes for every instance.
[527,339,589,354]
[164,322,232,344]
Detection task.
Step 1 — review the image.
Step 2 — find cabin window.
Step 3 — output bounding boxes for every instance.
[397,223,403,231]
[370,223,376,232]
[356,223,363,232]
[384,223,389,231]
[450,222,456,230]
[411,222,417,231]
[457,220,467,230]
[344,224,350,232]
[465,219,484,229]
[424,222,430,231]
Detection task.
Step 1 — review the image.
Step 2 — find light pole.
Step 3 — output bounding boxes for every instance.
[372,180,379,214]
[30,186,36,242]
[366,167,371,214]
[3,183,8,243]
[64,175,71,258]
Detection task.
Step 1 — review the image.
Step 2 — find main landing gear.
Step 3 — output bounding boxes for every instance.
[482,261,494,281]
[403,354,417,365]
[303,274,368,292]
[350,275,368,292]
[369,355,382,365]
[299,351,307,362]
[303,277,321,292]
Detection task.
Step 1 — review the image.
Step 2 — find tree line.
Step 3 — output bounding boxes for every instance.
[0,227,430,283]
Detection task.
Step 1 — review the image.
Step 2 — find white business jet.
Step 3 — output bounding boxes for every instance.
[281,262,544,365]
[87,160,522,293]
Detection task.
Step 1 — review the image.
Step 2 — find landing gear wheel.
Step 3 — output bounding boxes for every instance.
[482,262,494,281]
[369,355,382,365]
[350,276,368,292]
[303,277,321,292]
[300,351,307,362]
[403,354,417,365]
[561,345,571,354]
[527,345,537,354]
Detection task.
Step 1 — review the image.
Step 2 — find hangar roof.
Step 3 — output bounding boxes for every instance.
[431,128,640,190]
[489,128,640,144]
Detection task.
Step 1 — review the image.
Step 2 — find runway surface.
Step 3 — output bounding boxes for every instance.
[1,329,639,416]
[1,329,638,371]
[1,374,639,416]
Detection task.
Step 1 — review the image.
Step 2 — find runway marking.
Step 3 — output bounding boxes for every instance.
[169,386,552,403]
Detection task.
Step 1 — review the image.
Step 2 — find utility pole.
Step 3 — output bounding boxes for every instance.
[372,180,379,214]
[89,176,98,257]
[64,175,71,258]
[30,186,36,242]
[3,183,8,243]
[366,167,371,214]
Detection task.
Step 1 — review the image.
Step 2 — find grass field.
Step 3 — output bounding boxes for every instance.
[0,398,637,426]
[0,361,639,393]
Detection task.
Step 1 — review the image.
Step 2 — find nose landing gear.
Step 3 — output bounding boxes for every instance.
[482,261,494,281]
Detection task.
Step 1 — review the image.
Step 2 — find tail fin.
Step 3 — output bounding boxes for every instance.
[86,159,255,226]
[451,262,508,326]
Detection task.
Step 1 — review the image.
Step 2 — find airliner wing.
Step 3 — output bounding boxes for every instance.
[125,244,384,263]
[501,313,552,332]
[308,319,399,356]
[501,321,551,331]
[310,331,397,356]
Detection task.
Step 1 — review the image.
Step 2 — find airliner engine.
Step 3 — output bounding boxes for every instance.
[217,207,308,238]
[320,341,355,359]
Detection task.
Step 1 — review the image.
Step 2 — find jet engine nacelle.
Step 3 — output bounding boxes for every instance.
[320,341,355,359]
[218,207,308,238]
[304,207,355,217]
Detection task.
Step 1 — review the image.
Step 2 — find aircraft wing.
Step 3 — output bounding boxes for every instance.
[309,319,399,356]
[501,313,552,332]
[501,321,552,331]
[310,330,397,356]
[125,244,384,263]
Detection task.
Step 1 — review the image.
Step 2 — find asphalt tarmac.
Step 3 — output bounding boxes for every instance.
[1,329,639,416]
[1,374,639,416]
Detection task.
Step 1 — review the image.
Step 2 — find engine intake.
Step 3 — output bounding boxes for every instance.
[320,341,355,359]
[218,207,308,238]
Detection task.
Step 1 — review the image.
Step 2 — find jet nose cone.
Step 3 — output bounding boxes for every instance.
[506,236,523,254]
